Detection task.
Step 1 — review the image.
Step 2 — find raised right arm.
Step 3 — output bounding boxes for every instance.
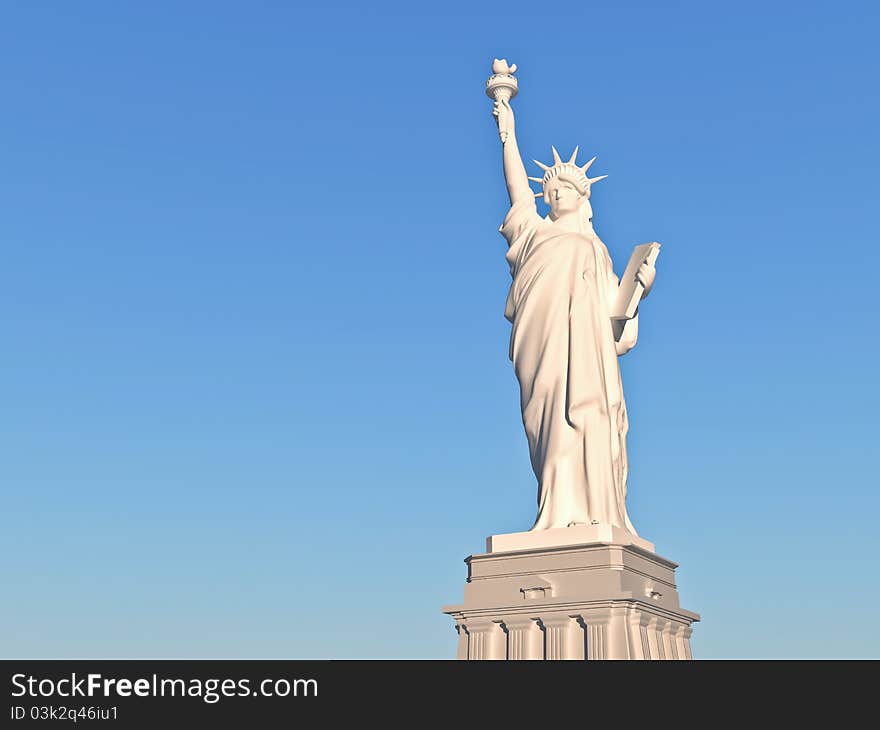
[493,99,535,208]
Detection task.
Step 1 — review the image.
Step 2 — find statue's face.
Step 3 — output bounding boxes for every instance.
[545,180,584,219]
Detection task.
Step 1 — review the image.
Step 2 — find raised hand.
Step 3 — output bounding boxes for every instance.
[492,98,515,142]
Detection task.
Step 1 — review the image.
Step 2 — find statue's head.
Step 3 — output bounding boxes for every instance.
[530,147,606,221]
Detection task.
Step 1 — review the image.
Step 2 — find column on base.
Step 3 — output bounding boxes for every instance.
[655,618,670,659]
[606,606,633,659]
[578,612,606,660]
[501,617,543,660]
[580,609,631,660]
[539,615,584,660]
[659,619,677,660]
[678,626,694,660]
[624,606,645,659]
[639,612,657,659]
[464,619,506,660]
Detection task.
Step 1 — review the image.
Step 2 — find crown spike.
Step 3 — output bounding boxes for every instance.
[534,192,543,198]
[551,146,562,165]
[581,155,597,172]
[527,176,544,183]
[533,159,551,171]
[568,146,579,164]
[588,174,608,184]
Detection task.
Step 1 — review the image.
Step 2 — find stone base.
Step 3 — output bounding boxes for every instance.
[442,534,699,660]
[487,524,655,554]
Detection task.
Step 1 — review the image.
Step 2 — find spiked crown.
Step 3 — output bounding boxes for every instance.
[529,146,607,198]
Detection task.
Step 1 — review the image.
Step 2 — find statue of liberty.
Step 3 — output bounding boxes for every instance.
[488,60,657,535]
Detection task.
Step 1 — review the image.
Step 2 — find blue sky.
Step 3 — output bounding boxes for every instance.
[1,0,878,658]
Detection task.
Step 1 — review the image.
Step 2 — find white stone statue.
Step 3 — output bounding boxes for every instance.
[488,59,657,535]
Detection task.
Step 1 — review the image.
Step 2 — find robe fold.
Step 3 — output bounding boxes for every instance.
[500,199,637,533]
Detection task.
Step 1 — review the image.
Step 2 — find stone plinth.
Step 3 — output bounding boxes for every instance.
[442,534,699,660]
[486,524,655,554]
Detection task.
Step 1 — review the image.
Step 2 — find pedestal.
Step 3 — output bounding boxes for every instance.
[442,529,699,660]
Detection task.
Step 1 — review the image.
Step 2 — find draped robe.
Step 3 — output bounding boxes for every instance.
[500,199,638,533]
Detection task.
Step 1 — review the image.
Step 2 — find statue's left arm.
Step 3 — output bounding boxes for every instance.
[615,316,639,356]
[613,260,656,356]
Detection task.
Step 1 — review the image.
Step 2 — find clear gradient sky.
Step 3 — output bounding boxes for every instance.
[2,1,878,658]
